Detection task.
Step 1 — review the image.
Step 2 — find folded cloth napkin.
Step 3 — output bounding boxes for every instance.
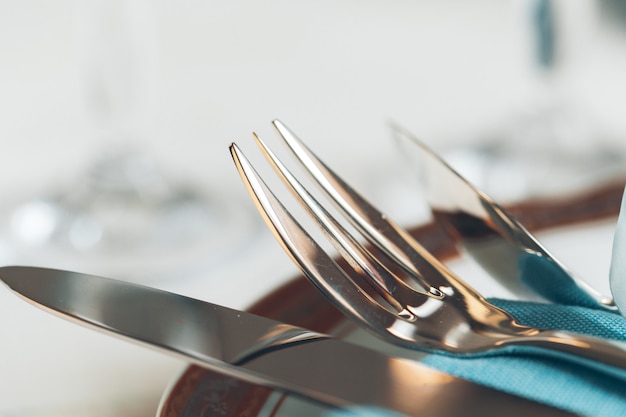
[323,299,626,417]
[422,298,626,417]
[325,187,626,417]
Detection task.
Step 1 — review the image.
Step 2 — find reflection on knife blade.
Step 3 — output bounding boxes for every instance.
[0,266,574,416]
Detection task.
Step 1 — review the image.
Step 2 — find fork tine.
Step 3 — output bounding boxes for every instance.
[229,143,402,331]
[272,119,453,292]
[252,134,436,311]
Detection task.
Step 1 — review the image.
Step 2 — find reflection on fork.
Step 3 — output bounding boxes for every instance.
[231,120,626,380]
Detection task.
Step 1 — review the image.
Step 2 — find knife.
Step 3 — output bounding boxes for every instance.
[0,266,574,416]
[390,123,615,311]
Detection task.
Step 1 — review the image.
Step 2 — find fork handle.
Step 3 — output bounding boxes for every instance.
[509,330,626,380]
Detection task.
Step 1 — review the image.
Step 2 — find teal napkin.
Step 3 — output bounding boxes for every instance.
[325,187,626,417]
[325,299,626,417]
[422,298,626,417]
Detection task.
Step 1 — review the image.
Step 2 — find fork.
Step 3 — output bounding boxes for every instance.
[230,120,626,379]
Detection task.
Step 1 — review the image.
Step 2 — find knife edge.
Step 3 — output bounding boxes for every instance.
[0,266,575,416]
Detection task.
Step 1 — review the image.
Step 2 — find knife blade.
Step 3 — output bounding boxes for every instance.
[0,266,574,416]
[390,123,614,310]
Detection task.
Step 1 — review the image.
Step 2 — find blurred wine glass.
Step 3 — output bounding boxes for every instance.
[0,0,260,281]
[443,0,626,202]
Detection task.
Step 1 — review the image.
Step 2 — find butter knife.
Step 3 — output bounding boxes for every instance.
[0,266,574,416]
[391,123,615,310]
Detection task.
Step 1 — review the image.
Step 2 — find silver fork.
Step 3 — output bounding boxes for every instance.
[230,120,626,379]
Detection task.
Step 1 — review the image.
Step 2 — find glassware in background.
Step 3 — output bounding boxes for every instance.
[0,0,261,282]
[442,0,626,202]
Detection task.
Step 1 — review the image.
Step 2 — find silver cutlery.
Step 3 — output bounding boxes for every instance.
[231,120,626,380]
[0,266,569,416]
[390,123,615,311]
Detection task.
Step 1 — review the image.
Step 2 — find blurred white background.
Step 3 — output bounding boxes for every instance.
[0,0,624,213]
[0,1,523,194]
[1,0,625,416]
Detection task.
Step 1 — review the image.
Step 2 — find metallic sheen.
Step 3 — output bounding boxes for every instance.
[0,266,570,416]
[232,120,626,382]
[391,122,615,311]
